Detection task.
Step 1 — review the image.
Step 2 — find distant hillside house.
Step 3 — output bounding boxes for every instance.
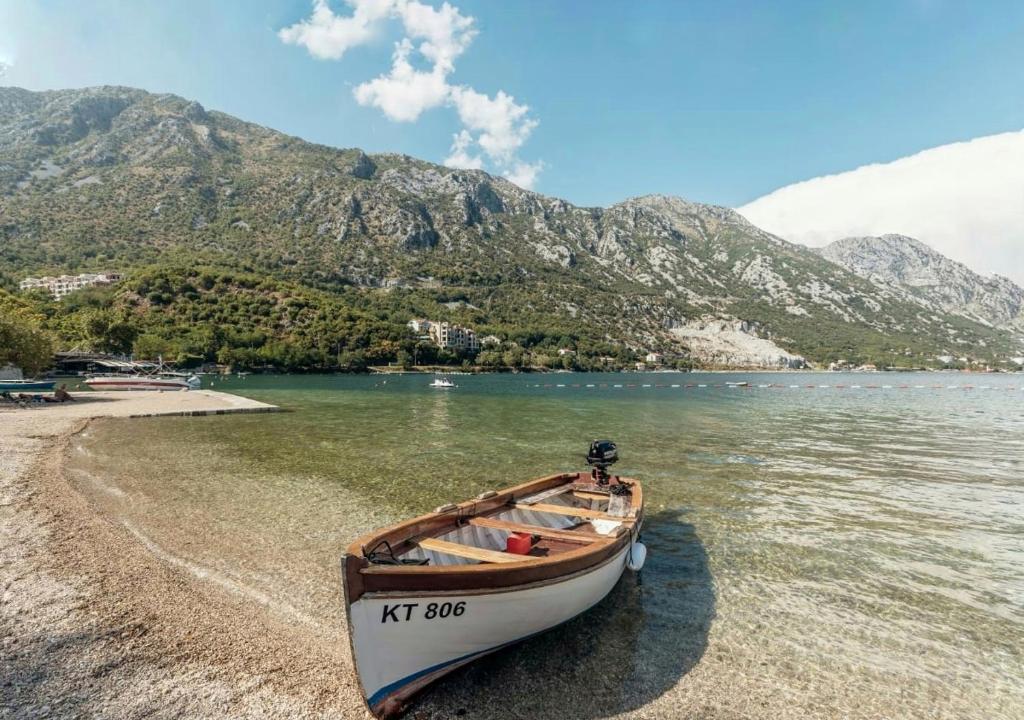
[429,322,480,353]
[481,335,502,347]
[645,352,663,364]
[557,348,576,356]
[20,272,123,300]
[408,318,433,334]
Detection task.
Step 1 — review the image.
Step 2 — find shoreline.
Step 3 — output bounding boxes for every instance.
[0,391,369,719]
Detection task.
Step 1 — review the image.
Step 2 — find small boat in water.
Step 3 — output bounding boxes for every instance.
[428,376,457,389]
[342,441,646,717]
[84,373,201,391]
[0,379,57,392]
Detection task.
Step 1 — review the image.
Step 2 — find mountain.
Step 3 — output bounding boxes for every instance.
[819,235,1024,332]
[2,85,1020,368]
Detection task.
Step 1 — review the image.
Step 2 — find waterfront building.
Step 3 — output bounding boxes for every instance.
[429,322,480,353]
[19,272,124,300]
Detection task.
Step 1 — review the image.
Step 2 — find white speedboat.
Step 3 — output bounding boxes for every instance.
[341,441,645,717]
[84,373,201,391]
[428,376,457,389]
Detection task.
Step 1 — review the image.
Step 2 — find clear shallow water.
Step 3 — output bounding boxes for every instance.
[69,372,1024,719]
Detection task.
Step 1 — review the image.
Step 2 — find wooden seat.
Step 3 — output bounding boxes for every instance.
[469,516,603,544]
[517,502,630,521]
[572,490,610,502]
[417,537,531,564]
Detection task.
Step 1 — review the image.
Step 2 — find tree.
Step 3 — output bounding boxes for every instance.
[0,294,55,376]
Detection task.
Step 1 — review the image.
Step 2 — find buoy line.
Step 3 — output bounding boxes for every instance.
[527,382,1021,391]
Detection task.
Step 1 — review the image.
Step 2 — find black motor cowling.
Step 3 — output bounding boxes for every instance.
[586,439,618,469]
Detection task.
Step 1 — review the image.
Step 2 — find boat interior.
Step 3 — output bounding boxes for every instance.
[362,473,641,568]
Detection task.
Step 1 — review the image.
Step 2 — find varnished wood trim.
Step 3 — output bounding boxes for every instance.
[572,490,611,502]
[519,502,629,520]
[361,543,630,600]
[355,535,624,596]
[468,516,601,543]
[417,537,532,564]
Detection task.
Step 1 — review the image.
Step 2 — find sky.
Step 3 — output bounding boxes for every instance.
[1,1,1023,276]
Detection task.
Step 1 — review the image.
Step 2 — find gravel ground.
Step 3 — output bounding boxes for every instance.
[0,393,369,720]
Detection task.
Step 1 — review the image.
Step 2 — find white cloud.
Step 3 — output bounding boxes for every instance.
[353,39,450,122]
[449,87,537,164]
[443,129,483,169]
[395,0,475,72]
[738,130,1024,285]
[280,0,541,188]
[503,160,544,189]
[278,0,393,60]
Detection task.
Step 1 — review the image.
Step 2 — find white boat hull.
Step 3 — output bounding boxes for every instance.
[348,544,632,714]
[84,376,200,391]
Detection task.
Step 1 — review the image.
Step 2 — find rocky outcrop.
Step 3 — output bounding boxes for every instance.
[819,235,1024,331]
[670,318,807,368]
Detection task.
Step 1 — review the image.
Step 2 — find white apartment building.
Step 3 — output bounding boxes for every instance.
[429,322,480,353]
[19,272,124,300]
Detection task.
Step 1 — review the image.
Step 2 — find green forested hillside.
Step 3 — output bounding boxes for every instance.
[2,85,1020,369]
[11,266,637,371]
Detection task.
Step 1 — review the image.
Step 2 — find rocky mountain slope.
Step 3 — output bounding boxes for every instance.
[2,85,1020,367]
[819,235,1024,332]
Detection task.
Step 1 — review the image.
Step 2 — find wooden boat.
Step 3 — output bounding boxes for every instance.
[342,446,645,718]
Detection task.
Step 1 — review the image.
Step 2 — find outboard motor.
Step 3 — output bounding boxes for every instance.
[586,439,618,485]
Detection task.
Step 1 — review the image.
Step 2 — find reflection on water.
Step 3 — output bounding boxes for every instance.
[68,372,1024,719]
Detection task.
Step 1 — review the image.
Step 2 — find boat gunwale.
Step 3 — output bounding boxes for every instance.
[349,539,633,600]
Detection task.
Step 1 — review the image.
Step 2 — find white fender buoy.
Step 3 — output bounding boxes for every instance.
[627,541,647,571]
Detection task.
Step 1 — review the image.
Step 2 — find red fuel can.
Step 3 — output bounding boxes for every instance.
[506,532,533,555]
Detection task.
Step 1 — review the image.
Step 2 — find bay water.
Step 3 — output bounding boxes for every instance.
[67,372,1024,719]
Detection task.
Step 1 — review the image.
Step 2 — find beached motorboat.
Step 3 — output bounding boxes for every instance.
[342,441,646,718]
[428,376,457,389]
[83,373,201,391]
[0,379,57,392]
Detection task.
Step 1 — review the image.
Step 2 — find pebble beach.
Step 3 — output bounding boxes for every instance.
[0,391,367,719]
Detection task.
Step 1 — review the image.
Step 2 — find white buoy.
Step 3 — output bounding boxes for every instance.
[627,541,647,571]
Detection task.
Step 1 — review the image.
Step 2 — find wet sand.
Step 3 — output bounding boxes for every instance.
[0,392,366,719]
